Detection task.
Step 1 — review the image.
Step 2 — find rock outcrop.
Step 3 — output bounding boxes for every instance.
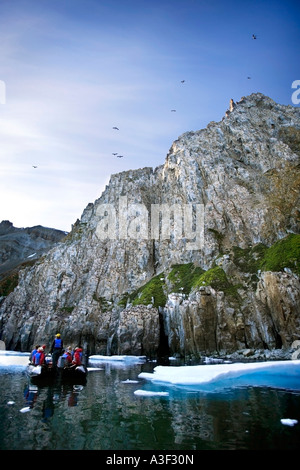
[0,93,299,359]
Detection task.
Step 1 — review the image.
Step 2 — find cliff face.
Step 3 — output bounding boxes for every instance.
[0,93,299,358]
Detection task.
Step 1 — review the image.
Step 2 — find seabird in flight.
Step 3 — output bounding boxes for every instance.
[112,153,118,155]
[112,127,119,130]
[171,109,176,112]
[181,80,185,83]
[252,34,257,39]
[32,165,37,168]
[117,155,124,158]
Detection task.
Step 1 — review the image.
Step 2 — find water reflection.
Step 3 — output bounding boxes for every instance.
[0,362,300,450]
[22,381,85,420]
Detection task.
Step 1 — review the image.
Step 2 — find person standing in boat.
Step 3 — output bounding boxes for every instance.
[50,333,63,368]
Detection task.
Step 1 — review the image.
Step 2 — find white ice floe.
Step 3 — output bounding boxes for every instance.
[20,407,31,413]
[121,379,139,384]
[138,360,300,392]
[280,419,298,426]
[89,355,146,362]
[134,390,169,397]
[88,355,147,368]
[0,351,30,370]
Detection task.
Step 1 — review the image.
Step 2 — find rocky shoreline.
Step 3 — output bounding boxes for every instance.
[202,345,300,364]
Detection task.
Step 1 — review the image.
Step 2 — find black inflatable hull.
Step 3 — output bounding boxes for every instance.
[26,363,87,385]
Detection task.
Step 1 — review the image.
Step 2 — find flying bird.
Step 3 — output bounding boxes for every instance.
[32,165,37,168]
[117,155,124,158]
[112,153,118,155]
[181,80,185,83]
[171,109,176,112]
[112,127,119,130]
[252,34,257,39]
[247,77,251,79]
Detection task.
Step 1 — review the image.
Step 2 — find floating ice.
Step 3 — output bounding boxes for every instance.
[20,407,31,413]
[89,355,146,362]
[0,351,30,371]
[280,419,298,426]
[138,360,300,392]
[134,390,169,397]
[88,355,147,368]
[121,379,139,384]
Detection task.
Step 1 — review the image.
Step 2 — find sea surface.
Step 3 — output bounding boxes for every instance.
[0,353,300,452]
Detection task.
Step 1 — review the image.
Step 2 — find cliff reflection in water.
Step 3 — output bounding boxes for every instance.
[1,359,300,450]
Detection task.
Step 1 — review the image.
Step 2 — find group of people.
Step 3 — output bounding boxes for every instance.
[30,333,83,369]
[30,344,46,365]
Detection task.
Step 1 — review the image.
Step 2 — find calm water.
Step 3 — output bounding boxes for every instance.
[1,359,300,451]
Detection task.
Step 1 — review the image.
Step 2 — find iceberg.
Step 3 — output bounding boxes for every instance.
[280,418,298,426]
[121,379,139,383]
[134,390,169,397]
[88,355,147,368]
[20,407,31,413]
[138,360,300,392]
[0,351,30,371]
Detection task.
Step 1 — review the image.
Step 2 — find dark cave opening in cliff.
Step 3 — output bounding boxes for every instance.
[274,331,283,349]
[157,311,170,364]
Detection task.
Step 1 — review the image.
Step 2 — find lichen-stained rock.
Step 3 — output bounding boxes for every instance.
[162,269,300,359]
[0,93,299,357]
[255,271,300,348]
[163,290,220,357]
[114,305,160,357]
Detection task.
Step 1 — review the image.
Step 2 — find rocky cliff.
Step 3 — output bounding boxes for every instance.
[0,93,299,360]
[0,220,67,293]
[0,221,67,272]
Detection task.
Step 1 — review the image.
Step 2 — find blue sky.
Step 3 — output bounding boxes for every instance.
[0,0,299,232]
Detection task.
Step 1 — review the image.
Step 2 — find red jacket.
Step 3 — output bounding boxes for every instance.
[73,348,83,365]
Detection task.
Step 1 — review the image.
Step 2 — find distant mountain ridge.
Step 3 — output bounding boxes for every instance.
[0,220,67,280]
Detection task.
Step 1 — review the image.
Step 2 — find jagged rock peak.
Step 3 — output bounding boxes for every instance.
[0,220,14,234]
[0,93,299,358]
